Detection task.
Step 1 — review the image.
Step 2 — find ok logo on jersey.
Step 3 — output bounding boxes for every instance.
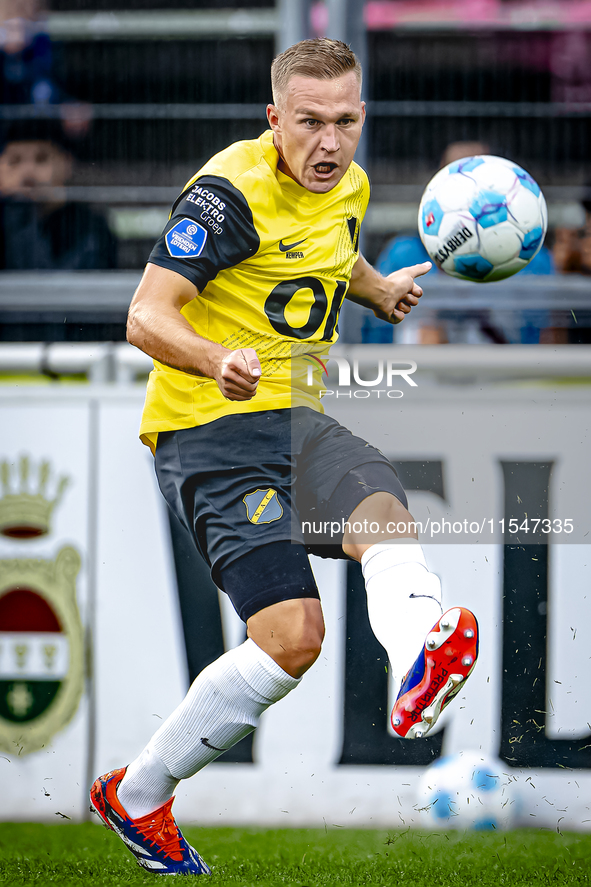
[264,277,348,341]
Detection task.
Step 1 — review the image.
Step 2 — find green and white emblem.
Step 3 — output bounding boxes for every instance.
[0,547,83,756]
[0,456,83,757]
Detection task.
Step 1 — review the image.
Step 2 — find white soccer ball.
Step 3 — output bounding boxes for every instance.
[416,751,519,830]
[418,155,548,282]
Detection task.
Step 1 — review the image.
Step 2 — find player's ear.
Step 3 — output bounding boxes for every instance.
[266,104,281,133]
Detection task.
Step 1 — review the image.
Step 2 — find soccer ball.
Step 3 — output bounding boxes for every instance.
[418,155,548,282]
[416,751,519,830]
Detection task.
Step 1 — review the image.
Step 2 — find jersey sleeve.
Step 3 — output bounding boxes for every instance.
[148,175,260,291]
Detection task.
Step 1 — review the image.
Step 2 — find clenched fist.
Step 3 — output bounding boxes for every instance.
[216,348,261,401]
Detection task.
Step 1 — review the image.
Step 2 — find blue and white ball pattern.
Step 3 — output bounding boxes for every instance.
[418,156,548,282]
[416,752,518,830]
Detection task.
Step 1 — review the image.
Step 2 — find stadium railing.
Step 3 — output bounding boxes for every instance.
[1,271,590,344]
[1,268,591,381]
[1,338,591,386]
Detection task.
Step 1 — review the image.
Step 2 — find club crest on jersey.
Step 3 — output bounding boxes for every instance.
[165,218,207,259]
[243,489,283,525]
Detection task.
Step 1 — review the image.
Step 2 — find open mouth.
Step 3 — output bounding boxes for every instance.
[313,162,337,175]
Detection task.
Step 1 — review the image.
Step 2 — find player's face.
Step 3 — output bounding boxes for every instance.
[267,72,365,194]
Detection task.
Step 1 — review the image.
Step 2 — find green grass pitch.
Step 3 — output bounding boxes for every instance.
[1,823,590,886]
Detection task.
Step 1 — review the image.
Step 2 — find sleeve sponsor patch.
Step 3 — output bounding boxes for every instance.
[165,218,208,258]
[149,176,260,291]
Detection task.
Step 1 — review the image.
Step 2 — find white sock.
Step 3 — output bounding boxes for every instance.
[118,639,299,818]
[361,539,443,693]
[117,745,178,819]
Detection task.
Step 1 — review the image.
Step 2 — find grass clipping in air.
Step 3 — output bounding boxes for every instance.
[1,823,590,886]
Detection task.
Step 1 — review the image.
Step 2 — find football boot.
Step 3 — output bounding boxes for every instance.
[391,607,478,739]
[90,767,211,876]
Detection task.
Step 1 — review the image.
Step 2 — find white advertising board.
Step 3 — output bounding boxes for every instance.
[0,374,590,831]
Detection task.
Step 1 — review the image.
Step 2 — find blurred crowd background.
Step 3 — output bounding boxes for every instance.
[1,0,591,345]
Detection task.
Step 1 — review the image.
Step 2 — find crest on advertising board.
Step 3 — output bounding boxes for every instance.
[0,457,83,756]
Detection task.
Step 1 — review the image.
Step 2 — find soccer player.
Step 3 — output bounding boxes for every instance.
[90,38,479,875]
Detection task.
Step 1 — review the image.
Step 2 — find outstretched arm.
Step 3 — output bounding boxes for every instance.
[347,254,431,324]
[127,262,260,401]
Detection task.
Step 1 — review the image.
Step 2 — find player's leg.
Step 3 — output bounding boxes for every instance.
[297,411,478,739]
[117,555,324,818]
[342,489,443,689]
[341,487,478,739]
[246,597,325,678]
[90,627,300,875]
[91,416,321,874]
[91,543,322,874]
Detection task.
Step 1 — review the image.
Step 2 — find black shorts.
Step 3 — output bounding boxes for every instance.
[155,407,407,620]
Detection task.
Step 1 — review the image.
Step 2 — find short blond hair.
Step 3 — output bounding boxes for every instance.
[271,38,362,108]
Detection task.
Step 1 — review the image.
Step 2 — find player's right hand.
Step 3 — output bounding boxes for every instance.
[217,348,261,401]
[379,262,431,324]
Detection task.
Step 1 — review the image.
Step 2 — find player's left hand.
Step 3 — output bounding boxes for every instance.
[374,262,431,324]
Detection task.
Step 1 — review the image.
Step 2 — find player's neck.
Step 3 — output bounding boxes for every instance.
[273,136,300,186]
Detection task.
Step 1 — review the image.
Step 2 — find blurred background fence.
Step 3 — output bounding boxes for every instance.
[1,0,591,344]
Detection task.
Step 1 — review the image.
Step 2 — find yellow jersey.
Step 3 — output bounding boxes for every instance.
[141,129,370,453]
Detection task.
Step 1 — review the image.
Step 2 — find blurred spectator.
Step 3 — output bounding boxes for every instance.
[365,141,555,345]
[550,32,591,105]
[0,1,92,138]
[0,119,117,269]
[552,188,591,276]
[0,1,56,105]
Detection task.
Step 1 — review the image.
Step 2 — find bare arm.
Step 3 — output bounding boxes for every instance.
[127,262,260,401]
[347,254,431,324]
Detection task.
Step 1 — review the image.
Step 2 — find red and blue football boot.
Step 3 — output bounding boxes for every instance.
[90,768,211,876]
[391,607,479,739]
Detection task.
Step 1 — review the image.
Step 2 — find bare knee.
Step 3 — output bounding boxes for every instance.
[342,492,417,561]
[273,624,324,678]
[247,598,325,679]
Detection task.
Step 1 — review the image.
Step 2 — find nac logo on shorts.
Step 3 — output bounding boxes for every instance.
[165,218,207,258]
[243,489,283,525]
